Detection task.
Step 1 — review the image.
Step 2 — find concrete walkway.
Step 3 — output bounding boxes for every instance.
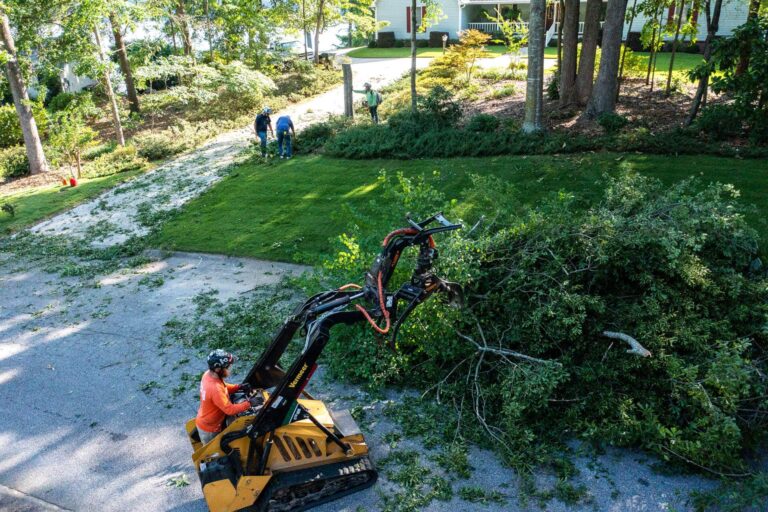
[29,57,424,248]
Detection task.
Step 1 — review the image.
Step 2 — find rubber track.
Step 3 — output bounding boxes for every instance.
[248,457,377,512]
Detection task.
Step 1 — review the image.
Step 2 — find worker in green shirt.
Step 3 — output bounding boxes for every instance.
[353,82,382,124]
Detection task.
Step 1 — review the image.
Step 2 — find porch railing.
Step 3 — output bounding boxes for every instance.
[553,21,605,36]
[467,22,529,34]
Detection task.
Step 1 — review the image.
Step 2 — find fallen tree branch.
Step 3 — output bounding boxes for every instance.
[456,331,560,366]
[602,331,652,357]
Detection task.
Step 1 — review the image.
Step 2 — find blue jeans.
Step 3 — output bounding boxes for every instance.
[257,131,268,156]
[277,130,292,157]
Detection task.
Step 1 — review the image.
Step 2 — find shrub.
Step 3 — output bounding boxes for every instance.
[0,145,28,181]
[47,92,77,113]
[416,39,429,48]
[546,68,560,100]
[367,40,378,48]
[490,85,516,99]
[296,116,352,153]
[378,31,395,48]
[696,105,742,138]
[83,145,148,178]
[597,112,629,134]
[0,104,23,148]
[429,31,449,48]
[133,131,187,161]
[466,113,500,132]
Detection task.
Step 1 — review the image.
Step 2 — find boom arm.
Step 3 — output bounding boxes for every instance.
[221,214,462,456]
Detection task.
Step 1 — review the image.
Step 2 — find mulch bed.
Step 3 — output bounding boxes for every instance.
[1,172,66,194]
[468,76,722,134]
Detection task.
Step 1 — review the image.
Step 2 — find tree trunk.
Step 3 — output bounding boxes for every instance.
[313,0,325,64]
[176,0,193,57]
[584,0,629,118]
[645,5,662,85]
[665,0,686,96]
[575,0,602,105]
[523,0,546,132]
[302,0,308,60]
[205,0,214,61]
[559,0,580,106]
[94,26,125,147]
[0,11,49,175]
[410,0,417,111]
[617,0,639,99]
[557,0,564,69]
[736,0,760,75]
[76,151,82,179]
[686,0,723,125]
[109,12,140,114]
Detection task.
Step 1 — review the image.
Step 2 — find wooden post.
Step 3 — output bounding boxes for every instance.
[343,63,354,118]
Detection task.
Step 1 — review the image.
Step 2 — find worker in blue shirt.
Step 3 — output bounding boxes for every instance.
[275,115,296,159]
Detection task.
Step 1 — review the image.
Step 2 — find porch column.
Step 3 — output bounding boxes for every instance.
[458,3,463,36]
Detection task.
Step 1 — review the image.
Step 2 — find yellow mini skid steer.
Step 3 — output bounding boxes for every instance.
[186,214,463,512]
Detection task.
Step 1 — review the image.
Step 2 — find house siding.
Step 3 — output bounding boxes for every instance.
[377,0,462,39]
[377,0,749,42]
[623,1,749,41]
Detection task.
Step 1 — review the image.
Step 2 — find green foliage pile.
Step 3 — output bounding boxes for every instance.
[82,146,148,178]
[274,60,342,102]
[133,118,246,161]
[135,56,276,119]
[314,172,768,475]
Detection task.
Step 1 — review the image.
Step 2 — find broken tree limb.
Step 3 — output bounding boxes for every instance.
[602,331,652,357]
[456,331,560,366]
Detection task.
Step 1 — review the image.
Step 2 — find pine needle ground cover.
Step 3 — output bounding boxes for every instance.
[152,153,768,263]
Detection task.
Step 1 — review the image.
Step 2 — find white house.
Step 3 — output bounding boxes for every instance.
[374,0,751,46]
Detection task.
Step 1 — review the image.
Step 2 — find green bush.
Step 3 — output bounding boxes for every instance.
[82,145,148,178]
[47,92,77,113]
[295,116,352,153]
[316,172,768,474]
[597,112,629,134]
[0,145,28,180]
[466,113,500,132]
[0,105,23,148]
[696,105,743,139]
[490,85,516,99]
[0,102,49,148]
[133,131,187,161]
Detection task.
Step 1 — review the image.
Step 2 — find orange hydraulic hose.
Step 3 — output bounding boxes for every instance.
[355,271,391,334]
[337,283,362,291]
[382,228,417,247]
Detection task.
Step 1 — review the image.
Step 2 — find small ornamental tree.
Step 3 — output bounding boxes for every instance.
[485,8,528,65]
[49,105,98,179]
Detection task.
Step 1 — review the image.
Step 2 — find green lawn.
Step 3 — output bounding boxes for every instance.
[543,46,704,73]
[0,169,145,234]
[152,154,768,263]
[347,45,508,58]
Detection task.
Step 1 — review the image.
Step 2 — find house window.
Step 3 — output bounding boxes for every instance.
[406,6,426,33]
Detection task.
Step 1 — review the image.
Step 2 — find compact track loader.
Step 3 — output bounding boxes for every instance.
[186,214,463,512]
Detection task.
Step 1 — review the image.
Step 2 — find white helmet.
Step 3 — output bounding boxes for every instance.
[262,106,272,114]
[363,82,371,89]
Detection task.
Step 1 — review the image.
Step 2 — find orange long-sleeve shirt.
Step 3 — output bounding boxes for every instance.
[195,370,251,433]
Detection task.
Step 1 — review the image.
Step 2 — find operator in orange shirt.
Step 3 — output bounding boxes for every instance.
[196,349,260,444]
